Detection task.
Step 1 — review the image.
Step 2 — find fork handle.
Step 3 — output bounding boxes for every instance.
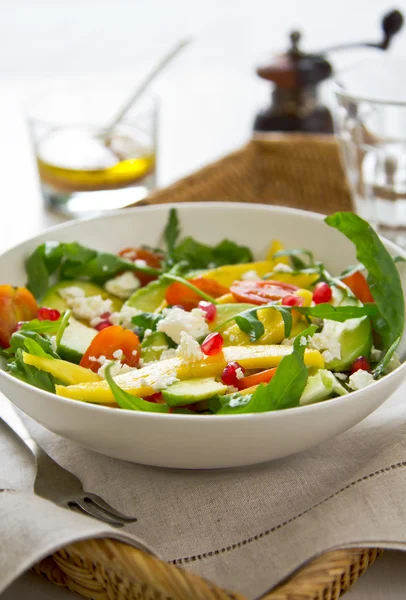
[0,398,40,458]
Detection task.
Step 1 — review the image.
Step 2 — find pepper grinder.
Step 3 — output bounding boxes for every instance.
[253,9,404,134]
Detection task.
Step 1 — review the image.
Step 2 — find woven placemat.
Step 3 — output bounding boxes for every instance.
[32,134,379,600]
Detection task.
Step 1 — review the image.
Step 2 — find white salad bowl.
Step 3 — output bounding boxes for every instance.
[0,203,405,469]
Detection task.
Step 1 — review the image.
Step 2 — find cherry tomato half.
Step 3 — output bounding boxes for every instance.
[0,285,38,348]
[80,325,140,373]
[118,247,163,286]
[230,280,299,305]
[165,277,229,311]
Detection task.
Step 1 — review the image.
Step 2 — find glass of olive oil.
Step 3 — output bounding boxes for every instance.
[28,82,157,217]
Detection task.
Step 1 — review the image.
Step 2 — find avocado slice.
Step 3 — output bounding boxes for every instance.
[42,280,122,313]
[141,331,170,364]
[324,317,373,372]
[57,317,97,364]
[210,303,255,331]
[162,377,228,407]
[126,280,168,312]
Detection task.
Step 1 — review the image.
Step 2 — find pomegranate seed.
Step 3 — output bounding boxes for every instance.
[95,320,112,331]
[351,356,371,374]
[282,294,304,307]
[100,312,111,319]
[201,332,224,356]
[221,361,245,386]
[146,392,163,404]
[37,307,61,321]
[198,301,217,322]
[312,282,332,304]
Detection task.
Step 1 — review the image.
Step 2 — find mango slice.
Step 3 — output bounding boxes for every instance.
[23,353,101,385]
[55,345,324,404]
[203,261,275,288]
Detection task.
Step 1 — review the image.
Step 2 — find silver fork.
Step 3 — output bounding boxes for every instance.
[0,401,137,528]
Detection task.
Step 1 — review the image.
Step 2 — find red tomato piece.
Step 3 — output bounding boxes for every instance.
[230,280,299,305]
[342,271,374,304]
[118,247,163,286]
[0,285,38,348]
[165,278,229,311]
[80,325,140,373]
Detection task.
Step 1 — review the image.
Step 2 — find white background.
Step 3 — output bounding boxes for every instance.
[1,0,406,597]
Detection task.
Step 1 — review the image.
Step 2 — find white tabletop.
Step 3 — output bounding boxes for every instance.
[1,0,406,597]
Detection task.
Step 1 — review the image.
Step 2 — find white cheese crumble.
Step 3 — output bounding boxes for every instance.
[370,346,383,362]
[308,320,341,364]
[63,294,113,322]
[273,263,293,273]
[334,372,348,381]
[58,286,86,300]
[144,328,152,339]
[175,331,203,361]
[104,271,140,299]
[160,348,177,360]
[241,269,261,281]
[112,349,123,359]
[109,305,142,329]
[97,359,134,379]
[134,259,147,268]
[227,385,239,394]
[151,374,179,391]
[299,336,307,347]
[387,353,401,372]
[348,369,375,391]
[235,367,244,380]
[157,307,209,344]
[281,337,294,346]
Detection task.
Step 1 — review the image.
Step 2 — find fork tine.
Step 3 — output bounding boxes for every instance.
[84,493,137,523]
[71,499,125,528]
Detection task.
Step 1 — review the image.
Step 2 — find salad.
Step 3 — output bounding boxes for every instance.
[0,210,404,415]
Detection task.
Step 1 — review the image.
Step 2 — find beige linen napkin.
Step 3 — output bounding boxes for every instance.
[1,385,406,599]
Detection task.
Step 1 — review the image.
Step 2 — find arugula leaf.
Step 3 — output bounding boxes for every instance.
[325,212,405,349]
[294,303,378,321]
[26,242,161,300]
[21,318,62,334]
[373,337,401,379]
[7,349,56,393]
[164,208,181,263]
[8,330,59,358]
[234,310,264,342]
[171,237,253,269]
[131,312,163,339]
[104,365,169,412]
[24,338,55,359]
[272,248,315,270]
[218,326,317,414]
[55,310,71,348]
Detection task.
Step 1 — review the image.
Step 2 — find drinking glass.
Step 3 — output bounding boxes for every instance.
[334,57,406,247]
[27,80,157,218]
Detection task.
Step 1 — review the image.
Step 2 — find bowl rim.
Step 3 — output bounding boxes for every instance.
[1,201,405,423]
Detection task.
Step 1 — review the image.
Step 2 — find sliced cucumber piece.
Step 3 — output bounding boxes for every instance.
[126,280,168,312]
[57,317,97,364]
[162,377,227,407]
[300,369,347,406]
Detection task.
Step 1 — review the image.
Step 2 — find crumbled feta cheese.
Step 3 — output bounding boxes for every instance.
[370,346,383,362]
[227,385,239,394]
[282,337,294,346]
[134,259,147,268]
[387,352,402,373]
[63,294,113,322]
[102,265,109,272]
[348,369,375,391]
[144,328,152,339]
[50,336,57,353]
[132,349,138,356]
[157,307,209,344]
[112,349,123,359]
[308,320,341,364]
[273,263,293,273]
[160,348,177,360]
[241,269,261,281]
[58,286,86,300]
[97,359,134,379]
[97,355,107,365]
[175,331,203,361]
[334,372,348,381]
[152,374,179,391]
[300,336,307,347]
[89,316,104,327]
[89,356,99,363]
[109,305,141,329]
[235,367,244,380]
[104,271,140,299]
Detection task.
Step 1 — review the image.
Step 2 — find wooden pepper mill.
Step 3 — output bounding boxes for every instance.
[253,9,404,134]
